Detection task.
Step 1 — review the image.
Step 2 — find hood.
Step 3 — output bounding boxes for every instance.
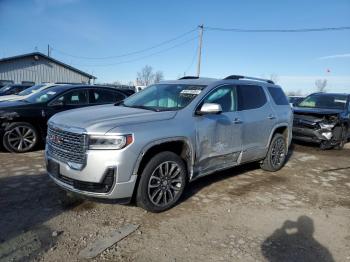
[293,107,343,115]
[0,95,24,101]
[0,100,33,110]
[50,105,177,134]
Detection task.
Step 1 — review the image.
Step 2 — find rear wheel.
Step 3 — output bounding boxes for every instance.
[261,134,287,172]
[3,122,39,153]
[136,151,187,212]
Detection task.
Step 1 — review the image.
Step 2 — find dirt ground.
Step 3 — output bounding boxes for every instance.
[0,142,349,262]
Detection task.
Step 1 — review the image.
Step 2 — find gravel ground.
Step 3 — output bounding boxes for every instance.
[0,142,349,262]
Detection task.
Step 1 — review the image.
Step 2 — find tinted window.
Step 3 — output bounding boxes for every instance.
[202,85,237,112]
[237,85,267,110]
[268,86,289,105]
[90,89,119,104]
[56,90,88,105]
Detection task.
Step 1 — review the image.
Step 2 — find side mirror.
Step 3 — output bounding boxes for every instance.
[197,103,222,115]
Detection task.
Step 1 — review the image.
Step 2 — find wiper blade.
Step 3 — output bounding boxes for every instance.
[131,105,159,112]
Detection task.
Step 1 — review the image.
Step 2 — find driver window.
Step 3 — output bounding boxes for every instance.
[202,85,237,112]
[55,90,88,106]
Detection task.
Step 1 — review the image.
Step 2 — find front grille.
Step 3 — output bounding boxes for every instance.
[47,125,87,165]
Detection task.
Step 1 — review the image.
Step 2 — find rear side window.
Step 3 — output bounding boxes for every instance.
[237,85,267,110]
[267,86,289,105]
[90,89,120,104]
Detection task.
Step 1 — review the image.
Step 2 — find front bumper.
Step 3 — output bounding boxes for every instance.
[45,149,137,200]
[292,126,337,144]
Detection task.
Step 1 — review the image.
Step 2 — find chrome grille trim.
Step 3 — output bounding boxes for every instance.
[47,124,87,167]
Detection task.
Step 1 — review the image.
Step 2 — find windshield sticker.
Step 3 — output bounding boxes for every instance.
[180,90,202,95]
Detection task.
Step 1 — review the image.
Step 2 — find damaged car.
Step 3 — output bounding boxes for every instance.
[292,92,350,149]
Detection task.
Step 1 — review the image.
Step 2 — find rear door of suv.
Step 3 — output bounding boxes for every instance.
[237,84,276,162]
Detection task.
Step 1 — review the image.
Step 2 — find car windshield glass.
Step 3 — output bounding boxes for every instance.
[18,84,46,96]
[0,86,11,92]
[297,94,347,110]
[25,86,67,103]
[122,84,206,111]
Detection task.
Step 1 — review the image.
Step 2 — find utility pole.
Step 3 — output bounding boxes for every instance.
[196,24,204,77]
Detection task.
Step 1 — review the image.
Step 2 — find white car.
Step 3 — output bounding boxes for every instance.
[0,83,62,102]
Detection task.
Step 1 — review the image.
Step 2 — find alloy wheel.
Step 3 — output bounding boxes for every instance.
[6,126,37,152]
[147,161,184,207]
[270,137,286,168]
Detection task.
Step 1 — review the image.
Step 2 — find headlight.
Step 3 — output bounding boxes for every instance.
[88,134,133,150]
[319,122,336,130]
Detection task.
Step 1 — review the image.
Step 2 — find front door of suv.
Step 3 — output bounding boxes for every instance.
[194,85,243,176]
[237,85,275,162]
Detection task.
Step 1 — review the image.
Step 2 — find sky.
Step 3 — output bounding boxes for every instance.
[0,0,349,94]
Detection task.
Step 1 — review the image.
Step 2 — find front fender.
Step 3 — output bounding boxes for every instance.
[131,136,195,179]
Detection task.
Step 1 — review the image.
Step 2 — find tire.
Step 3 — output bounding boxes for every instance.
[261,134,287,172]
[2,122,39,153]
[136,151,187,212]
[334,125,348,150]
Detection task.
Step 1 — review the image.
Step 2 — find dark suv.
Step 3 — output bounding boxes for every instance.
[293,93,350,149]
[0,85,132,153]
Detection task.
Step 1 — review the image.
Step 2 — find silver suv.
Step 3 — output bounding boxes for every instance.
[46,75,292,212]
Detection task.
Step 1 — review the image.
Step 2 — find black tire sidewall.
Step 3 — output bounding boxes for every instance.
[136,151,187,212]
[261,134,287,172]
[3,122,38,153]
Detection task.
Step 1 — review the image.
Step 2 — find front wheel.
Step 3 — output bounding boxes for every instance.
[261,134,287,172]
[136,151,187,212]
[3,122,39,153]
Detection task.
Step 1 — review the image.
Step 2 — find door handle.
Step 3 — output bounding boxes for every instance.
[268,114,276,120]
[233,118,243,124]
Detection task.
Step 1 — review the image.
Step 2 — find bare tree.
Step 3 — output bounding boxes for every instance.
[136,65,155,86]
[154,71,164,83]
[136,65,164,86]
[315,79,327,92]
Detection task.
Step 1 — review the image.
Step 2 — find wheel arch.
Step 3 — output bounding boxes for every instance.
[267,124,290,148]
[132,137,194,180]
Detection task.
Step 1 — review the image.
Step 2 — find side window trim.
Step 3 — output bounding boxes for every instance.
[194,84,237,114]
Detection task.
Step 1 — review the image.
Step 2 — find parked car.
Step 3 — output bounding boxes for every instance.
[0,83,63,102]
[288,96,304,107]
[293,92,350,149]
[0,85,131,153]
[0,84,33,96]
[46,75,292,212]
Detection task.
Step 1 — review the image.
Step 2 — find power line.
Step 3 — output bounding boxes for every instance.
[204,26,350,33]
[52,28,197,60]
[70,36,198,67]
[184,43,198,75]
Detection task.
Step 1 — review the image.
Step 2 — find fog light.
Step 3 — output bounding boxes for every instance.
[322,132,333,140]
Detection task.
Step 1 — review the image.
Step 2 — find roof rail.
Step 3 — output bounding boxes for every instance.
[224,75,274,84]
[178,76,199,80]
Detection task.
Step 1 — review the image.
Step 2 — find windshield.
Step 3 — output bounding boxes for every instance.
[297,94,348,110]
[122,84,206,111]
[25,86,66,103]
[0,85,11,92]
[18,84,46,96]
